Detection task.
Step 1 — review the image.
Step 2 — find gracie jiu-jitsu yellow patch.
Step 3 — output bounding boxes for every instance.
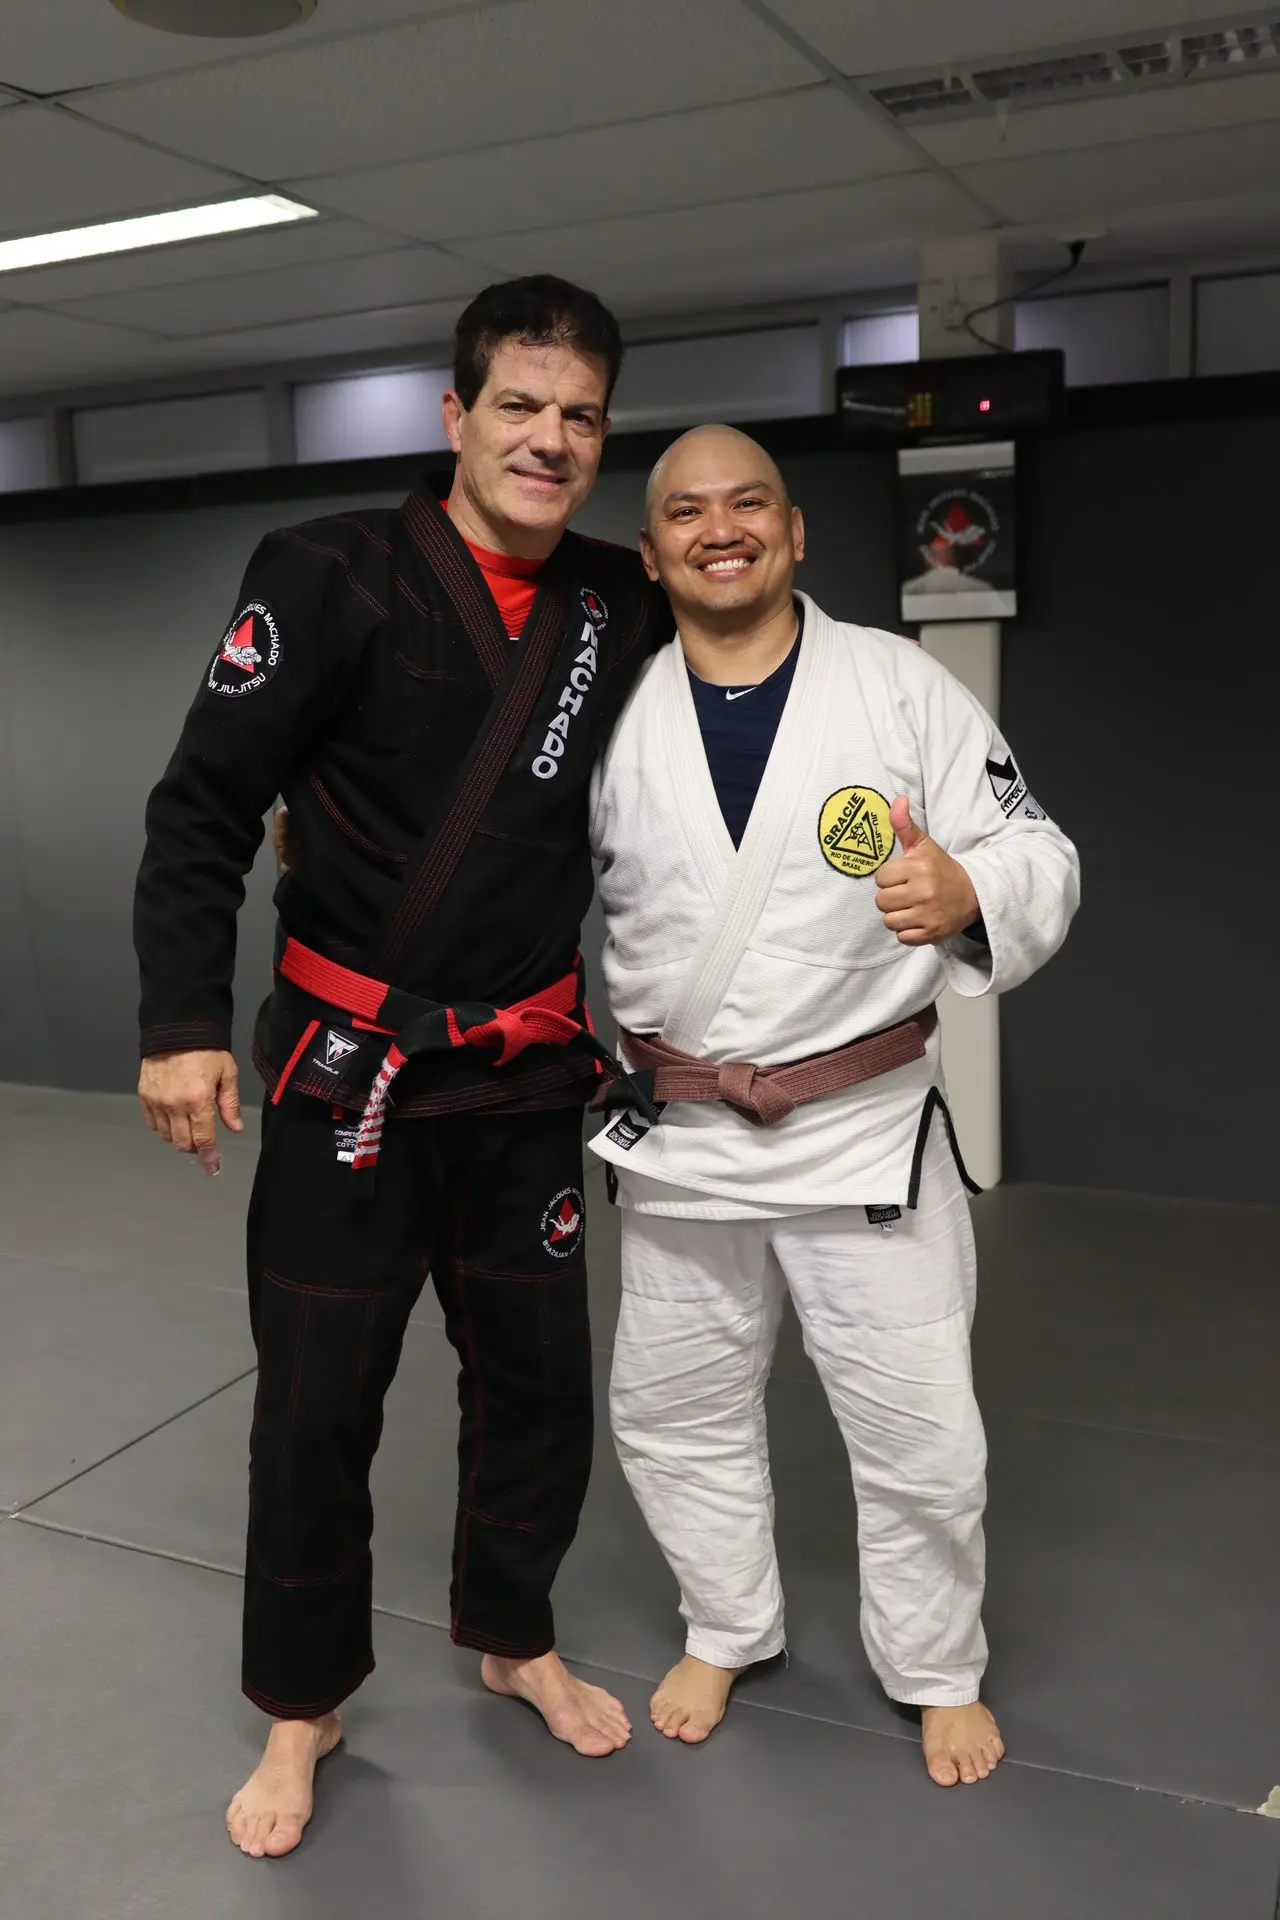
[818,786,895,877]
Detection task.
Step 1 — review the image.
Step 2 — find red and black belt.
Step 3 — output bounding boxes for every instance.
[272,937,656,1170]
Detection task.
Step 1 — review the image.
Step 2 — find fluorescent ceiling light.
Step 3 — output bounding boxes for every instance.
[0,193,317,276]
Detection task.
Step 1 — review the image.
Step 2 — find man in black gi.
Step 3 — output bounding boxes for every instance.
[134,276,669,1858]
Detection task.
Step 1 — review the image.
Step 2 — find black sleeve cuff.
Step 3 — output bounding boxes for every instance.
[140,1021,232,1059]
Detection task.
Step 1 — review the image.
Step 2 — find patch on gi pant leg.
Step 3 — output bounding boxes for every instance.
[985,751,1046,822]
[818,786,896,877]
[866,1204,902,1229]
[540,1186,585,1259]
[207,601,282,698]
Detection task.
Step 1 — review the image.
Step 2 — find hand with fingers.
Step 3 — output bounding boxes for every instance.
[138,1049,245,1178]
[875,796,980,947]
[272,804,297,875]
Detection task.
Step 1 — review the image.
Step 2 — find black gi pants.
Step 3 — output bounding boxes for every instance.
[241,1092,593,1719]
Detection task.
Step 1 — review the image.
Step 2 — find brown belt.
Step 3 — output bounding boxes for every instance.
[614,1005,937,1128]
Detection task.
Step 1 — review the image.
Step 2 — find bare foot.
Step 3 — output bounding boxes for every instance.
[481,1651,631,1756]
[650,1654,740,1744]
[921,1702,1004,1787]
[225,1713,343,1858]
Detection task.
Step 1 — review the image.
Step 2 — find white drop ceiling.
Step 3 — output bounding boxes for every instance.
[0,0,1277,399]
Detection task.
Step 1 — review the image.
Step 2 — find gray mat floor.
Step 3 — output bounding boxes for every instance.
[3,1083,1279,1918]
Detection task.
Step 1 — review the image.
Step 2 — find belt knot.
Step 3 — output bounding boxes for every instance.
[717,1061,795,1126]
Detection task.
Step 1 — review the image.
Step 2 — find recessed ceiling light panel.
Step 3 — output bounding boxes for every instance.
[0,194,317,276]
[111,0,316,37]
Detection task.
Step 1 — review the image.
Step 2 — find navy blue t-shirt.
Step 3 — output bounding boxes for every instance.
[687,605,803,848]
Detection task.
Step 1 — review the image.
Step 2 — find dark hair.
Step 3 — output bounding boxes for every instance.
[452,275,624,412]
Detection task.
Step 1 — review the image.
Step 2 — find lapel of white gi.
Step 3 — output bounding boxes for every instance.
[662,593,837,1054]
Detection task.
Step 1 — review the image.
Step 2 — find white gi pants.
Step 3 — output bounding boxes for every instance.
[609,1121,988,1706]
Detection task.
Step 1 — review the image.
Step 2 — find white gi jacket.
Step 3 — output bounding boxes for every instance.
[587,594,1080,1215]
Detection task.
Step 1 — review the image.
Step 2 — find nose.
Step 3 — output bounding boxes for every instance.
[527,405,568,463]
[701,505,741,547]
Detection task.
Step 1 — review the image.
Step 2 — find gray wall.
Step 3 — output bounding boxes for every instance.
[0,490,400,1098]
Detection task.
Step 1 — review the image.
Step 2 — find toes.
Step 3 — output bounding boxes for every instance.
[928,1755,961,1787]
[677,1719,714,1745]
[263,1818,304,1856]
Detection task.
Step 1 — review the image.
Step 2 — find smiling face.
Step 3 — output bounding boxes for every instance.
[640,425,804,629]
[442,337,611,556]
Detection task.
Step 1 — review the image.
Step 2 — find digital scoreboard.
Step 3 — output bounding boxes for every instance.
[836,349,1066,445]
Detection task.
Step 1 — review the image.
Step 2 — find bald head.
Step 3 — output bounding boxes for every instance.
[638,422,803,637]
[644,424,789,529]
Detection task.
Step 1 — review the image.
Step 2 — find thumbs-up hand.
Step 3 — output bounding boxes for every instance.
[874,795,980,946]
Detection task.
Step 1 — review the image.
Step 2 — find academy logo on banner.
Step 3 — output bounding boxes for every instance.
[540,1186,585,1259]
[897,442,1017,624]
[208,600,282,698]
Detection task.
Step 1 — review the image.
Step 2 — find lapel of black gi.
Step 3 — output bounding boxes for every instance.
[375,511,575,978]
[400,483,510,692]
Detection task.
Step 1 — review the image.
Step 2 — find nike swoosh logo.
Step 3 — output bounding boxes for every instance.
[725,687,757,701]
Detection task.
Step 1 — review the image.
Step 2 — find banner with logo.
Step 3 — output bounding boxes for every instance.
[897,440,1016,623]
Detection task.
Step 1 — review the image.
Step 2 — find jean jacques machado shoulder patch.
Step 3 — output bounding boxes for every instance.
[208,601,281,699]
[985,749,1046,823]
[531,590,606,781]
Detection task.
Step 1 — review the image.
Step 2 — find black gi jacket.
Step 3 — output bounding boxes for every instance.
[134,482,671,1117]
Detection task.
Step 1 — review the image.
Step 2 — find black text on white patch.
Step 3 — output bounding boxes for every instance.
[208,601,282,699]
[985,751,1046,823]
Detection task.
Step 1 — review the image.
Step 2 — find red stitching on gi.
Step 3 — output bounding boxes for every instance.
[242,1659,375,1721]
[307,772,408,864]
[263,1266,385,1301]
[280,528,389,621]
[250,1544,363,1588]
[391,651,461,683]
[461,1503,538,1534]
[449,1625,552,1657]
[455,1261,585,1285]
[475,824,581,854]
[283,1295,311,1513]
[401,492,507,689]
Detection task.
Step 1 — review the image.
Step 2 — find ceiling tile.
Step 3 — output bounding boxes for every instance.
[0,306,162,396]
[0,216,392,305]
[152,296,467,370]
[0,106,239,237]
[74,0,818,178]
[466,172,976,285]
[762,0,1273,76]
[599,237,924,320]
[59,245,485,337]
[0,0,481,94]
[297,85,914,244]
[1052,185,1280,265]
[918,67,1280,167]
[958,118,1280,223]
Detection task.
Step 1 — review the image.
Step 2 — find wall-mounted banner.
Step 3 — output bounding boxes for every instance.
[897,440,1016,623]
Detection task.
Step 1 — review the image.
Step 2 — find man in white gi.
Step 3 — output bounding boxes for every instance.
[590,425,1080,1787]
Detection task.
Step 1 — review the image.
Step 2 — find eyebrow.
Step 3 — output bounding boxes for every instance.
[494,388,604,417]
[661,478,777,507]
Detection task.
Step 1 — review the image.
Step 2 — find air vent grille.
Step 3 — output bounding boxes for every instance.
[868,11,1280,122]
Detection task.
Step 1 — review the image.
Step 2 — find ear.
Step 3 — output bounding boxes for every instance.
[638,528,661,584]
[601,414,612,443]
[791,504,806,566]
[441,388,465,456]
